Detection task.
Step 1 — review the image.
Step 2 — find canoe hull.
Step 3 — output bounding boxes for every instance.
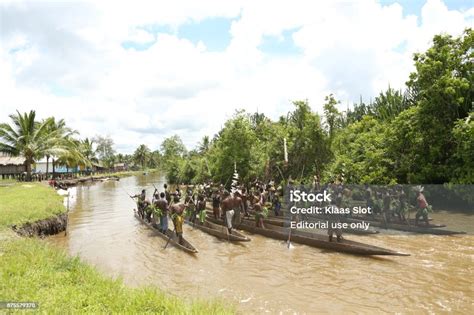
[185,219,251,242]
[244,211,380,235]
[206,216,409,256]
[341,217,465,235]
[134,211,198,254]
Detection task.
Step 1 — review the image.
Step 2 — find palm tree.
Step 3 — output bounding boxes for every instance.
[43,118,76,178]
[38,118,78,179]
[198,135,210,154]
[80,138,98,171]
[56,139,89,175]
[0,110,53,180]
[133,144,150,169]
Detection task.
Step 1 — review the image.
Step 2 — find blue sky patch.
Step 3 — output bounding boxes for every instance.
[258,28,302,56]
[394,40,408,53]
[177,17,234,51]
[379,0,472,17]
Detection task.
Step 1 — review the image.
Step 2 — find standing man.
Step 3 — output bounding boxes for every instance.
[241,187,249,218]
[415,188,430,226]
[211,190,221,219]
[170,195,186,244]
[155,192,169,233]
[220,191,234,234]
[164,183,171,204]
[196,195,207,224]
[233,190,244,225]
[253,194,266,228]
[133,189,147,219]
[273,192,281,216]
[328,190,343,242]
[185,194,197,223]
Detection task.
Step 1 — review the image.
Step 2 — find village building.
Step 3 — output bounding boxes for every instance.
[0,153,26,179]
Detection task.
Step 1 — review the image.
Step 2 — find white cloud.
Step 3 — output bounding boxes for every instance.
[0,0,472,153]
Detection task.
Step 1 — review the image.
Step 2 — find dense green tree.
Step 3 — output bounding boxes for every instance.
[450,113,474,184]
[160,135,187,183]
[404,28,473,183]
[328,116,394,184]
[207,111,264,185]
[323,94,342,140]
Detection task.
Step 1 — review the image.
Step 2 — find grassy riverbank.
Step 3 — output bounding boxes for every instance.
[0,182,64,229]
[0,182,232,314]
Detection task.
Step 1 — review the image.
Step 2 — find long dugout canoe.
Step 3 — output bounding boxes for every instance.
[185,219,250,242]
[271,207,465,235]
[206,216,409,256]
[341,216,466,235]
[134,210,198,254]
[244,210,380,235]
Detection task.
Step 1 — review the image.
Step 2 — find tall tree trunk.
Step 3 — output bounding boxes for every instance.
[52,159,56,179]
[26,158,32,182]
[46,155,50,179]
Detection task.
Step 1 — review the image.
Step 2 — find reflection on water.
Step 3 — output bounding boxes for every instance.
[48,174,474,313]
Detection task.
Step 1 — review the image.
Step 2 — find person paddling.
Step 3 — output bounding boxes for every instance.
[132,189,148,219]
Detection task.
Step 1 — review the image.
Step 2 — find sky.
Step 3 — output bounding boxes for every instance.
[1,0,473,153]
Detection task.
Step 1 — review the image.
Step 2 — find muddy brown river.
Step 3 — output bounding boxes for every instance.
[48,174,473,314]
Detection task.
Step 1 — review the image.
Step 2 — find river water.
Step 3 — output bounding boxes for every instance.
[48,174,473,314]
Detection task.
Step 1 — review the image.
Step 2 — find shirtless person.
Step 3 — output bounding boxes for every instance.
[253,194,266,228]
[170,195,186,244]
[133,189,148,219]
[415,189,430,226]
[196,195,207,224]
[154,192,169,233]
[240,187,249,218]
[220,191,234,234]
[185,194,196,223]
[211,191,221,219]
[233,190,244,226]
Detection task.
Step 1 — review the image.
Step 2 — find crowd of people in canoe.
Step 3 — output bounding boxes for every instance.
[132,181,284,245]
[132,179,432,245]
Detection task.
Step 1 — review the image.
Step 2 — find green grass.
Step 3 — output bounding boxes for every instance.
[0,238,231,314]
[0,181,233,314]
[0,182,64,229]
